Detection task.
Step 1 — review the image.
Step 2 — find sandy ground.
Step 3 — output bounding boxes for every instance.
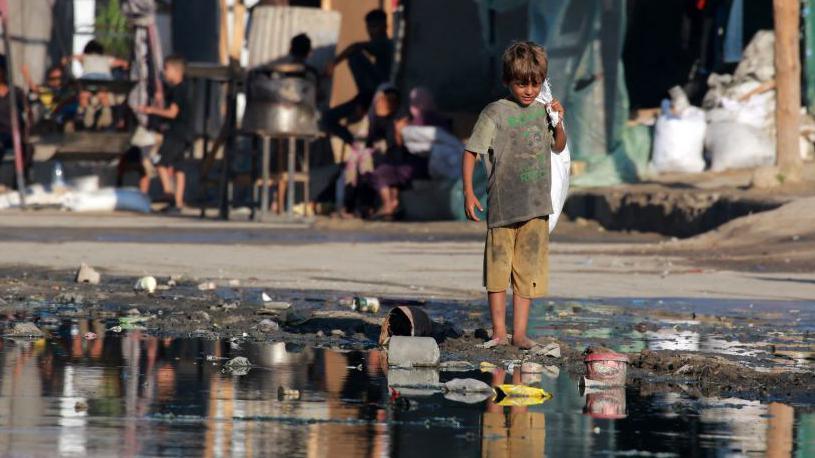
[1,208,814,301]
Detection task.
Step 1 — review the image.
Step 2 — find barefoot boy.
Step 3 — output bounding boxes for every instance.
[461,42,566,349]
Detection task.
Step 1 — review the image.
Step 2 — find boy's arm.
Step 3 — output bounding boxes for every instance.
[550,98,567,153]
[110,58,130,69]
[139,102,179,119]
[462,150,483,222]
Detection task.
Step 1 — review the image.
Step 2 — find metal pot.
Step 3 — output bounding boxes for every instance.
[242,64,319,136]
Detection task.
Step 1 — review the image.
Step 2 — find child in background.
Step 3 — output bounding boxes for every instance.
[67,40,129,129]
[461,41,567,349]
[137,56,194,213]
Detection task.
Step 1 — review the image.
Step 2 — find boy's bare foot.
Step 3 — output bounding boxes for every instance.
[512,335,539,350]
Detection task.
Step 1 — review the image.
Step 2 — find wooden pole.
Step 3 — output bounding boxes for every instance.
[0,7,26,205]
[774,0,802,175]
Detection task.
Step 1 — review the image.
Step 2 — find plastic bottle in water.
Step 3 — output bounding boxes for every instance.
[52,161,66,189]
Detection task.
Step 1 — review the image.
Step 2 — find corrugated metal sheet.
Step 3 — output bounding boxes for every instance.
[247,5,341,71]
[0,0,54,86]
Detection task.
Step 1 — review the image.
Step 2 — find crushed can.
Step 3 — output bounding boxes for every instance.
[353,297,380,313]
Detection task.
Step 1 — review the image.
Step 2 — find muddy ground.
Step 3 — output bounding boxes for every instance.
[2,267,813,406]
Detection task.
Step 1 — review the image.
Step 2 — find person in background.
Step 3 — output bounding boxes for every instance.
[0,61,26,188]
[21,64,75,126]
[137,56,194,214]
[322,9,393,146]
[407,87,452,130]
[66,40,129,130]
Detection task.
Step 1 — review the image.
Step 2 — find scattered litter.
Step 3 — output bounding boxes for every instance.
[531,342,561,358]
[5,322,45,337]
[258,319,279,332]
[84,332,97,340]
[278,386,301,400]
[75,263,101,285]
[134,276,157,294]
[347,364,363,371]
[330,329,345,337]
[379,306,433,345]
[108,326,122,333]
[387,336,440,367]
[520,362,544,374]
[228,279,241,287]
[191,311,211,322]
[479,362,498,372]
[347,296,380,313]
[197,281,216,291]
[442,378,493,403]
[223,357,252,375]
[439,361,476,372]
[126,308,141,316]
[584,350,629,386]
[74,401,88,412]
[493,384,552,407]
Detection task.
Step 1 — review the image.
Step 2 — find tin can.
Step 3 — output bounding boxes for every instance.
[354,297,380,313]
[277,386,301,401]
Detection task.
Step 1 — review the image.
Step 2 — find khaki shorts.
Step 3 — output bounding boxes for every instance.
[483,217,549,298]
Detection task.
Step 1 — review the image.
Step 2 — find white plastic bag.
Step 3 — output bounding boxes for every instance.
[706,122,775,171]
[63,188,151,213]
[536,79,570,234]
[650,107,707,173]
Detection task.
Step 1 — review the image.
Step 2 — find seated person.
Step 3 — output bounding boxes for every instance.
[65,40,129,130]
[21,64,76,126]
[365,85,419,219]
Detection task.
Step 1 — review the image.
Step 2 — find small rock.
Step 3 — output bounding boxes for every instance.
[191,311,211,322]
[197,281,216,291]
[330,329,345,337]
[6,322,44,337]
[316,330,325,338]
[75,263,101,285]
[74,401,88,412]
[258,319,280,332]
[221,300,239,310]
[134,276,157,294]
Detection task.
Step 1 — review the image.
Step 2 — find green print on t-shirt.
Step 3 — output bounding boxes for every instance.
[507,107,548,129]
[518,152,548,183]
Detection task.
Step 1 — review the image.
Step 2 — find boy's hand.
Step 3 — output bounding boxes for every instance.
[464,192,484,222]
[551,98,566,120]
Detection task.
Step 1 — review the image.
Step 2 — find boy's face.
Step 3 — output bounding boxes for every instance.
[509,80,541,107]
[164,64,183,85]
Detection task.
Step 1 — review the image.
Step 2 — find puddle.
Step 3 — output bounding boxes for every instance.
[0,331,813,457]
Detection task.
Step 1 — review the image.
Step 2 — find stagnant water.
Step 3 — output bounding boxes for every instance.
[0,328,813,457]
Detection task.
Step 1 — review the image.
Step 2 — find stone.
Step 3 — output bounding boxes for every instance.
[134,276,157,294]
[75,263,101,285]
[191,311,211,322]
[197,281,216,291]
[258,319,280,332]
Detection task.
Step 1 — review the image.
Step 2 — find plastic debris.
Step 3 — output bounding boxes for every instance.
[224,357,252,375]
[439,361,476,372]
[75,263,101,285]
[84,332,97,340]
[258,319,279,332]
[520,362,544,374]
[197,281,216,291]
[134,276,157,294]
[493,384,552,407]
[531,342,561,358]
[351,297,380,313]
[443,378,494,403]
[584,351,629,386]
[5,322,45,337]
[108,326,123,333]
[387,336,440,367]
[278,386,301,400]
[479,362,498,372]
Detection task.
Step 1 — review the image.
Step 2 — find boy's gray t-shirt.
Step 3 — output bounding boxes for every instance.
[466,98,554,228]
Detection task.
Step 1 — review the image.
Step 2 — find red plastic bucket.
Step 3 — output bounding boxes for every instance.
[584,352,629,386]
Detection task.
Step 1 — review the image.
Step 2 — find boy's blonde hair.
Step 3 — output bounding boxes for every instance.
[502,41,548,85]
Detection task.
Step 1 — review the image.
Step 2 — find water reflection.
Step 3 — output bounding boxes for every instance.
[0,321,810,457]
